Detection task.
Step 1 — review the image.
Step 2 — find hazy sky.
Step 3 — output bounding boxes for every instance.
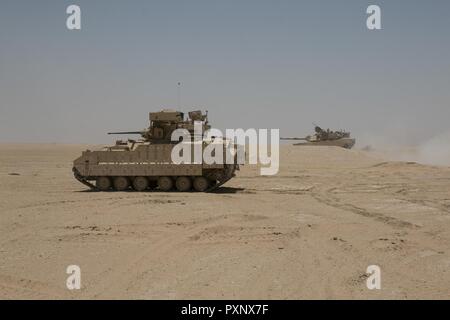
[0,0,449,144]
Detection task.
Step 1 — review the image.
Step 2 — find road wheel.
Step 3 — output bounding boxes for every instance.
[193,177,209,192]
[132,176,148,191]
[158,176,173,191]
[113,176,129,191]
[176,176,192,192]
[96,177,111,191]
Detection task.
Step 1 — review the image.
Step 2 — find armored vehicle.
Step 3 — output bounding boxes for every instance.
[281,125,355,149]
[72,110,239,192]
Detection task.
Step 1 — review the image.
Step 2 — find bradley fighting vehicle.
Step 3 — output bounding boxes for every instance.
[281,125,356,149]
[73,110,239,192]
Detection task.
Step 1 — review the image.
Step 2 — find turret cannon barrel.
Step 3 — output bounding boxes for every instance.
[280,137,308,141]
[108,131,146,135]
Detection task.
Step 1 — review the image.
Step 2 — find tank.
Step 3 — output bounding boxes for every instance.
[281,125,356,149]
[72,110,239,192]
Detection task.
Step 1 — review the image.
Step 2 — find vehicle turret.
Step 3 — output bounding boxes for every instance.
[108,109,210,143]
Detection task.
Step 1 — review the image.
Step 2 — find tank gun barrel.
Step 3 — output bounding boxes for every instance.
[108,131,146,135]
[280,137,308,141]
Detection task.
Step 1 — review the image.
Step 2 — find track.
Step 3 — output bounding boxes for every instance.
[72,165,238,192]
[206,164,238,193]
[72,167,98,190]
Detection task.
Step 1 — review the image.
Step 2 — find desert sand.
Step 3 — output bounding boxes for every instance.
[0,144,449,299]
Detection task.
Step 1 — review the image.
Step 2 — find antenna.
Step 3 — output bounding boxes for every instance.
[177,82,181,109]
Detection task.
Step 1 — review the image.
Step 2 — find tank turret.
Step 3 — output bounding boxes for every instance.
[108,109,210,143]
[281,124,355,149]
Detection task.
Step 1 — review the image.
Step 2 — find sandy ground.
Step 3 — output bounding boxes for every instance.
[0,143,449,299]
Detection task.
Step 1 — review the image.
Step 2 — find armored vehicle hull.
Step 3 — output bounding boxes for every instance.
[73,142,238,192]
[293,137,356,149]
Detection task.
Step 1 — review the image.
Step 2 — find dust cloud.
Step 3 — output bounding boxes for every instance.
[416,131,450,166]
[357,131,450,167]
